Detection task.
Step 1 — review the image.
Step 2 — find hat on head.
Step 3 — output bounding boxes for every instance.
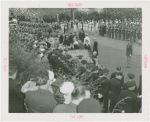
[128,73,135,79]
[92,66,99,72]
[81,60,87,65]
[127,80,136,87]
[85,33,88,36]
[60,82,75,95]
[116,66,121,71]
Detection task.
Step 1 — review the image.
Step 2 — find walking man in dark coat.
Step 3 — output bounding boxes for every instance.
[126,41,133,68]
[109,72,123,112]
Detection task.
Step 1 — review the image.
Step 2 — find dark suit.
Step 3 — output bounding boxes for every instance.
[110,72,124,86]
[118,90,139,113]
[9,78,27,113]
[96,77,110,113]
[109,78,122,112]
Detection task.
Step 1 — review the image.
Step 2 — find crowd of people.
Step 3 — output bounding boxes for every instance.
[9,15,142,113]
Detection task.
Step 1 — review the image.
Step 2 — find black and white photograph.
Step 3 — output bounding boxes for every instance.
[8,7,142,114]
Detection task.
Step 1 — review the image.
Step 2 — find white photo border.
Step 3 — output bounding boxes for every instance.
[1,1,150,121]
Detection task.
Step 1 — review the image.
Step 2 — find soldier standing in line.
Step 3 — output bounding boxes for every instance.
[99,20,102,36]
[108,21,111,38]
[110,21,113,39]
[118,20,122,40]
[120,21,124,41]
[114,22,117,40]
[130,22,134,46]
[116,22,120,40]
[106,20,108,38]
[112,22,114,39]
[122,22,126,41]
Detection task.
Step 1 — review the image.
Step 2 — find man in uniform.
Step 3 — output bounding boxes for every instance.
[108,21,111,38]
[112,22,114,39]
[126,41,133,68]
[118,80,140,113]
[122,73,138,95]
[122,22,126,41]
[105,20,109,38]
[114,22,117,40]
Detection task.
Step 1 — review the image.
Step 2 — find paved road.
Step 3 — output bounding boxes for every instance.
[70,28,142,87]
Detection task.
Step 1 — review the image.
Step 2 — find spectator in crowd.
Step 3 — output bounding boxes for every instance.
[110,66,124,86]
[93,39,99,65]
[96,69,110,113]
[118,80,140,113]
[109,72,123,112]
[24,69,58,113]
[9,66,27,113]
[84,33,91,45]
[77,87,103,113]
[78,60,87,76]
[73,37,79,49]
[78,39,84,49]
[122,73,138,95]
[84,39,91,51]
[53,84,88,113]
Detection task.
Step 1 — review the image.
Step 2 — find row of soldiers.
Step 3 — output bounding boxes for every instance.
[99,19,142,43]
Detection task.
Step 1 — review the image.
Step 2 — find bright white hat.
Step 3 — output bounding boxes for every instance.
[60,82,74,95]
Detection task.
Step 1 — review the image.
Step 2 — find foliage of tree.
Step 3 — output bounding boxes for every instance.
[74,8,142,21]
